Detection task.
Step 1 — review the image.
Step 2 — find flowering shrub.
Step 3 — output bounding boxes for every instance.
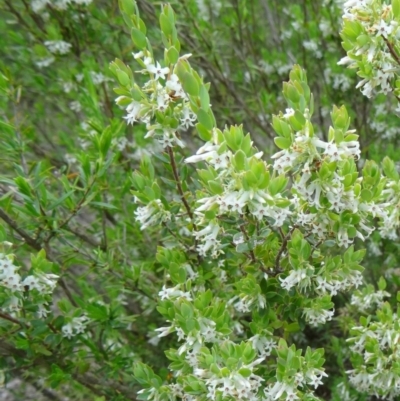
[1,0,400,400]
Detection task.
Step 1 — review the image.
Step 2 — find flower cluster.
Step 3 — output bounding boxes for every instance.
[62,314,90,338]
[347,302,400,399]
[262,340,327,401]
[31,0,93,14]
[44,40,72,55]
[339,0,400,97]
[185,124,290,257]
[0,250,58,314]
[0,256,58,294]
[113,50,197,150]
[134,199,171,230]
[109,3,400,401]
[350,283,390,312]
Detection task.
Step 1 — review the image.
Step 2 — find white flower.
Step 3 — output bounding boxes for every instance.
[166,74,186,98]
[283,108,295,118]
[337,229,353,248]
[279,269,308,291]
[265,381,293,400]
[37,304,49,318]
[209,151,231,170]
[62,323,73,339]
[185,142,219,164]
[134,199,171,230]
[90,71,109,85]
[62,315,89,338]
[326,190,345,212]
[147,62,170,80]
[72,0,92,4]
[323,142,341,161]
[32,0,50,13]
[155,325,174,338]
[35,56,55,68]
[296,212,315,225]
[156,94,169,112]
[271,149,300,173]
[123,101,142,125]
[44,40,72,55]
[69,100,81,112]
[158,284,192,301]
[375,20,393,39]
[180,107,197,129]
[303,307,334,326]
[249,335,276,356]
[133,51,143,59]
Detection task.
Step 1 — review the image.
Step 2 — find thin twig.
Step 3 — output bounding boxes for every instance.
[0,208,41,251]
[45,179,96,244]
[58,278,78,308]
[239,223,257,264]
[383,37,400,66]
[167,146,196,228]
[12,87,28,175]
[275,226,297,271]
[0,311,23,326]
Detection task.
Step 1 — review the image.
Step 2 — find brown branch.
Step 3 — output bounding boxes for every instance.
[0,208,41,251]
[0,311,23,326]
[274,226,297,272]
[102,82,114,118]
[47,322,58,334]
[64,225,105,250]
[20,0,47,33]
[58,278,78,308]
[167,146,196,229]
[383,37,400,66]
[239,223,257,264]
[161,222,191,252]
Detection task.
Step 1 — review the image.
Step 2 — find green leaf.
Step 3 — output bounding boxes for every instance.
[238,368,252,377]
[90,201,119,210]
[86,304,108,321]
[160,13,173,36]
[236,242,250,253]
[166,46,179,64]
[274,137,291,150]
[197,108,213,130]
[48,191,75,210]
[181,72,199,96]
[208,180,223,195]
[199,85,210,110]
[393,0,400,18]
[269,175,287,196]
[181,303,193,318]
[360,188,372,202]
[0,120,14,134]
[196,123,212,141]
[378,276,387,291]
[234,150,246,170]
[119,0,135,15]
[284,322,300,333]
[116,70,130,86]
[131,27,147,49]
